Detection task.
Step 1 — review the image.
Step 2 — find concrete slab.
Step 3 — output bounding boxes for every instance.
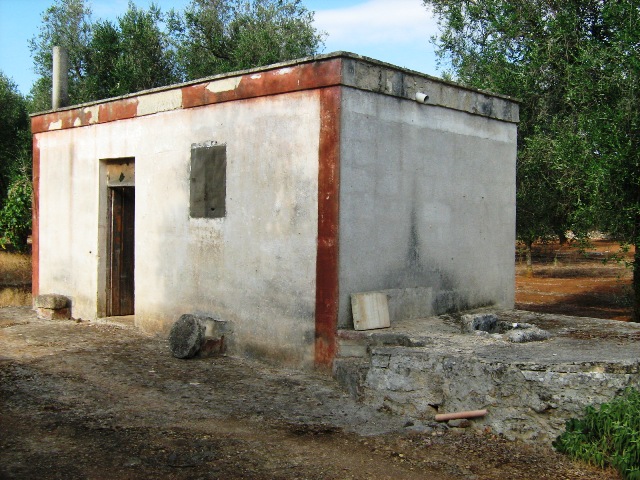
[351,292,390,330]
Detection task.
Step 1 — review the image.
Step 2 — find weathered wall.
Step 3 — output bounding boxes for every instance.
[37,128,102,316]
[36,91,321,367]
[338,88,517,327]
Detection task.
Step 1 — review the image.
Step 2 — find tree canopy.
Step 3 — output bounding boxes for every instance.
[28,0,325,110]
[171,0,325,80]
[424,0,640,318]
[28,0,93,111]
[86,3,180,99]
[0,73,30,198]
[0,72,32,251]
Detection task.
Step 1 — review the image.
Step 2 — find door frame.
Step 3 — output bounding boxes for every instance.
[106,186,135,316]
[99,158,135,318]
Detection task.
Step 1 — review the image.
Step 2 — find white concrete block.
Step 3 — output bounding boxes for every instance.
[351,292,390,331]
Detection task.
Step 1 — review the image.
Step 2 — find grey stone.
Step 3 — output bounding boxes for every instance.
[462,313,498,333]
[332,358,370,401]
[460,314,551,343]
[36,307,71,320]
[506,326,551,343]
[34,294,70,310]
[169,313,232,359]
[169,314,206,359]
[337,340,368,358]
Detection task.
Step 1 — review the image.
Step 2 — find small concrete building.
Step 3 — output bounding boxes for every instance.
[31,52,518,369]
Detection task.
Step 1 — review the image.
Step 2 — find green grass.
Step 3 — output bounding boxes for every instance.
[553,387,640,479]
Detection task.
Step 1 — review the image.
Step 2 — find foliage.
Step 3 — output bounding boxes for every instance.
[170,0,325,80]
[29,0,178,108]
[0,173,33,252]
[28,0,324,109]
[425,0,640,318]
[28,0,93,111]
[554,388,640,480]
[86,2,180,99]
[0,73,31,201]
[0,73,32,252]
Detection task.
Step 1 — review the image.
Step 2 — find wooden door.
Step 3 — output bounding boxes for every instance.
[107,187,135,316]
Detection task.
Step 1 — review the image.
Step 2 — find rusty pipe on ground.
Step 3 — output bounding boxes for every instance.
[435,409,488,422]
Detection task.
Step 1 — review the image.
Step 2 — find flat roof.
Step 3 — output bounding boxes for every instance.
[32,52,519,134]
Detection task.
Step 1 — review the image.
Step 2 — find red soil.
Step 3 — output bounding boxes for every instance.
[515,240,633,321]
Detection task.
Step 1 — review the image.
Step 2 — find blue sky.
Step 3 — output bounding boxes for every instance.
[0,0,443,96]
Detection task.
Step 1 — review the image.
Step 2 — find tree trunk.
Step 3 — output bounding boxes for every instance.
[558,231,568,245]
[634,243,640,322]
[525,240,533,277]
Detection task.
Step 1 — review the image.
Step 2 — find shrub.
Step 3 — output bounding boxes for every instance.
[553,387,640,480]
[0,174,33,252]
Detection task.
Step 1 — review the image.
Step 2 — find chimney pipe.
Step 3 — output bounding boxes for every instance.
[52,46,69,109]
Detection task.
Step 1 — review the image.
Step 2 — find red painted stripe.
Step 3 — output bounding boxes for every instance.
[32,137,40,298]
[182,59,342,109]
[32,59,343,133]
[315,86,341,369]
[30,115,49,135]
[98,98,138,124]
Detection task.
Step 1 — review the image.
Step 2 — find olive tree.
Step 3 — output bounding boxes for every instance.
[170,0,325,80]
[424,0,640,319]
[0,73,32,250]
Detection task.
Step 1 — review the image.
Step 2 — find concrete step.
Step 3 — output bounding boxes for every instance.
[336,327,434,358]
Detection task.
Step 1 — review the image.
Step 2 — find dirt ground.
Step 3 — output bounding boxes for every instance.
[0,308,617,480]
[0,244,630,479]
[515,240,633,321]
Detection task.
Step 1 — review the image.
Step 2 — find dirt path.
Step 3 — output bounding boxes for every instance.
[0,307,616,480]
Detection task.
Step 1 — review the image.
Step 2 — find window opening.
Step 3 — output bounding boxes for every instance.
[190,142,226,218]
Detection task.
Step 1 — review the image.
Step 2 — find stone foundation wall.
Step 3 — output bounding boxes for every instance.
[334,312,640,444]
[363,345,640,443]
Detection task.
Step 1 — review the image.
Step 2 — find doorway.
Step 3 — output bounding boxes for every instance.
[107,186,135,316]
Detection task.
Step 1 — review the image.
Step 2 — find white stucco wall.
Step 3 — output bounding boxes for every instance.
[38,127,103,315]
[338,88,517,327]
[37,91,321,367]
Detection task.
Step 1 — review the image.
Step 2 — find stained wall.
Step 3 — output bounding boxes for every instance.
[36,91,322,367]
[337,88,517,327]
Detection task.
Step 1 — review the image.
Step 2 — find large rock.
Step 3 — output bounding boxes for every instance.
[169,315,205,359]
[462,313,550,343]
[169,313,232,359]
[34,294,71,320]
[34,294,70,310]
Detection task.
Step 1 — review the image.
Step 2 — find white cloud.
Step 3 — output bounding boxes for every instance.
[314,0,438,47]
